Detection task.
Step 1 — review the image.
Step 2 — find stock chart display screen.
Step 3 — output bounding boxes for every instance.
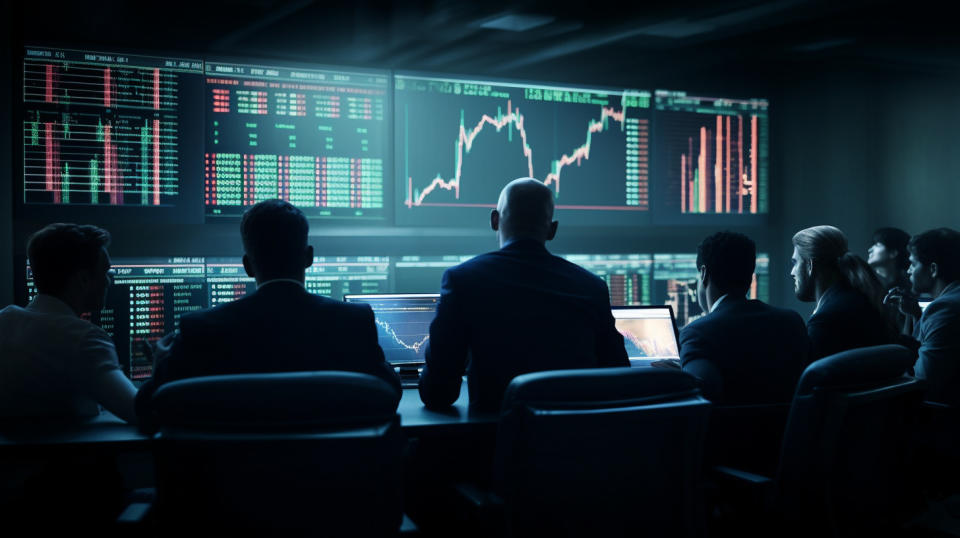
[653,90,769,224]
[203,60,389,220]
[344,294,438,364]
[395,74,651,227]
[22,47,203,207]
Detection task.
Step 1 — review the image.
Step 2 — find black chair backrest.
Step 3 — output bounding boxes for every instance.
[493,367,711,538]
[705,402,791,475]
[151,372,404,535]
[776,345,924,533]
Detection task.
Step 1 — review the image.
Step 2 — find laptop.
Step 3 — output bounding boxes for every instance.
[343,293,440,388]
[612,306,681,366]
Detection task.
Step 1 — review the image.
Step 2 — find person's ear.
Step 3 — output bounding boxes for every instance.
[490,209,500,232]
[930,261,939,280]
[806,258,814,278]
[546,220,558,241]
[303,245,314,269]
[242,254,256,279]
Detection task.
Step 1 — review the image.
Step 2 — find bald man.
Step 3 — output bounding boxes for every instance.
[418,178,629,412]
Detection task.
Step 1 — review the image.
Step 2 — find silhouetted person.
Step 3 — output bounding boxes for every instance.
[679,232,809,404]
[791,225,896,360]
[0,223,137,423]
[868,227,912,290]
[136,200,399,429]
[869,227,916,335]
[419,178,628,412]
[885,228,960,406]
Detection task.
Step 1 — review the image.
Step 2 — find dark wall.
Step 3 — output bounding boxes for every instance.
[1,14,13,307]
[877,75,960,233]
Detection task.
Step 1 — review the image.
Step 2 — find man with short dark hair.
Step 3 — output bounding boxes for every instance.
[419,178,628,412]
[677,231,809,404]
[885,228,960,405]
[136,200,400,428]
[0,223,137,422]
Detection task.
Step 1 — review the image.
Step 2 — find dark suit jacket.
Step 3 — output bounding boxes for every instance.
[807,282,892,361]
[136,281,400,428]
[680,296,810,404]
[419,239,629,413]
[914,283,960,406]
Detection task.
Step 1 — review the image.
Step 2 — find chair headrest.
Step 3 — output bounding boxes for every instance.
[152,371,398,430]
[795,345,915,396]
[501,368,701,413]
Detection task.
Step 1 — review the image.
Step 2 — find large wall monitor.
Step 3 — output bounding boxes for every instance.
[394,73,652,227]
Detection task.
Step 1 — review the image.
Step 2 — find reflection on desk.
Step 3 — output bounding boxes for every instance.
[0,381,495,449]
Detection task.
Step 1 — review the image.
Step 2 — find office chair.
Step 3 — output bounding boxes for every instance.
[713,344,924,537]
[457,367,711,538]
[148,371,406,536]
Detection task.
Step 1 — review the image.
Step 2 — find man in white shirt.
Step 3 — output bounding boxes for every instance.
[0,223,137,423]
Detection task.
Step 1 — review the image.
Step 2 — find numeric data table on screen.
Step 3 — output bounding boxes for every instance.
[203,61,389,220]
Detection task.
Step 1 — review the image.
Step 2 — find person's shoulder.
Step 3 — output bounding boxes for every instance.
[549,254,606,286]
[0,304,26,316]
[922,291,960,326]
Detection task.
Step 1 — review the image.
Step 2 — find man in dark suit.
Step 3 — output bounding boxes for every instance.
[677,232,809,404]
[136,200,400,428]
[419,178,628,412]
[885,228,960,406]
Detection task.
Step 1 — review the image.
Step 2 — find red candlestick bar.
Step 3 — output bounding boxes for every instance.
[738,115,744,214]
[45,64,54,103]
[104,68,112,108]
[153,68,160,110]
[688,137,694,213]
[750,115,758,214]
[715,116,723,213]
[680,153,686,214]
[44,122,61,203]
[698,127,707,213]
[725,116,731,213]
[153,119,161,205]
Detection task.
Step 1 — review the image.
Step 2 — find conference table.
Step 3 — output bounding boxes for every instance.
[0,381,497,453]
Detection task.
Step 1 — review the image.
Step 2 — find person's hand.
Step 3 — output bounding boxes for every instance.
[883,286,922,320]
[141,332,177,368]
[650,359,682,370]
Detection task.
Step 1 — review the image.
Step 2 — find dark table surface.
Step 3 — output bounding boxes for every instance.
[0,380,496,450]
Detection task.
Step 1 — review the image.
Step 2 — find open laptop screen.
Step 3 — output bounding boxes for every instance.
[343,293,439,365]
[613,306,681,363]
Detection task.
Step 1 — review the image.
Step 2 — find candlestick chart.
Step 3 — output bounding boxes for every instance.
[653,91,769,223]
[22,48,201,206]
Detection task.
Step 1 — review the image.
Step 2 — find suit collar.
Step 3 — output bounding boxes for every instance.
[501,238,550,254]
[710,294,748,315]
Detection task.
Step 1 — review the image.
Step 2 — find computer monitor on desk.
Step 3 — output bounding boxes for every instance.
[343,294,439,367]
[612,306,681,365]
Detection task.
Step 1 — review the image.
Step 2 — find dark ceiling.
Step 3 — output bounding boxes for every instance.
[9,0,959,92]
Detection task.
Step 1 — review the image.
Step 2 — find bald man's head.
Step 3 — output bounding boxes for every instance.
[491,178,558,246]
